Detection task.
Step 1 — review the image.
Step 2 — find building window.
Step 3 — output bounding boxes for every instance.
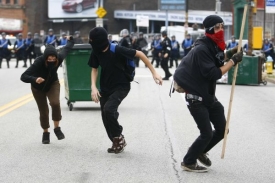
[14,0,19,4]
[6,0,10,4]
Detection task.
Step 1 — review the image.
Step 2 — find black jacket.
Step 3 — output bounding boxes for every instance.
[174,36,223,106]
[20,39,74,92]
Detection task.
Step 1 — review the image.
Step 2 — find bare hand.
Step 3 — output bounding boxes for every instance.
[36,77,45,84]
[91,87,101,103]
[153,73,163,85]
[164,53,168,58]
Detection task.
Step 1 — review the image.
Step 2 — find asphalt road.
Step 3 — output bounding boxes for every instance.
[1,59,275,183]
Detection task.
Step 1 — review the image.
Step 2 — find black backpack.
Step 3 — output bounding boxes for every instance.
[110,43,135,82]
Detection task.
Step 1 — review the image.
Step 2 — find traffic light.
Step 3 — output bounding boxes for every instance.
[253,0,257,14]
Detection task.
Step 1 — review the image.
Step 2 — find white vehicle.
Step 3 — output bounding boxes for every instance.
[160,26,205,57]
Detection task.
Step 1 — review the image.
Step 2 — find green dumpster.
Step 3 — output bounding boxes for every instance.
[62,44,101,111]
[227,55,265,85]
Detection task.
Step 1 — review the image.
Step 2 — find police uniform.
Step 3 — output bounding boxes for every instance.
[25,32,34,65]
[170,36,180,67]
[14,33,27,68]
[44,29,57,47]
[151,35,162,67]
[160,31,172,80]
[33,33,43,58]
[0,33,12,68]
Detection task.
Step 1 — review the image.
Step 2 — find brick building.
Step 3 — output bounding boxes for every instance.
[1,0,232,39]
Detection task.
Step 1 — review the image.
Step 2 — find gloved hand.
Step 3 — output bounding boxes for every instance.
[225,46,242,59]
[231,51,243,66]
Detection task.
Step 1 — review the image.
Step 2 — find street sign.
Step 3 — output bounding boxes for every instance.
[96,18,103,27]
[136,15,149,27]
[159,0,185,10]
[96,7,107,18]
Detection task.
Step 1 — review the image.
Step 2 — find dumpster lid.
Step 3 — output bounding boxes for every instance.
[72,44,91,50]
[56,44,91,50]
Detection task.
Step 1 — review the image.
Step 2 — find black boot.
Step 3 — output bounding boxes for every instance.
[15,60,19,68]
[54,127,65,140]
[23,60,27,67]
[7,59,10,68]
[42,132,50,144]
[0,59,2,68]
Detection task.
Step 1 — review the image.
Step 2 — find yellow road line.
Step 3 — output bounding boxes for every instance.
[0,94,33,113]
[0,97,34,117]
[0,78,64,117]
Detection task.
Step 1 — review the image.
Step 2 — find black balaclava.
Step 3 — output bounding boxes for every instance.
[43,45,58,69]
[89,27,109,54]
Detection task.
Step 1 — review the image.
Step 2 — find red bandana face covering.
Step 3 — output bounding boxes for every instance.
[205,30,226,51]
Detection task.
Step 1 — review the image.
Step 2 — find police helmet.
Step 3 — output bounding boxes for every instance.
[27,32,32,36]
[161,31,167,37]
[108,34,112,38]
[1,32,6,36]
[120,29,129,37]
[74,31,80,35]
[171,35,175,38]
[231,36,235,39]
[18,33,23,37]
[139,32,143,36]
[62,32,66,36]
[48,28,53,32]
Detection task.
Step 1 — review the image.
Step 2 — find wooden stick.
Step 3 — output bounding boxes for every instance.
[221,4,248,159]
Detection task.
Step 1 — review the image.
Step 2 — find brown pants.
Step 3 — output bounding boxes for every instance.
[31,81,62,129]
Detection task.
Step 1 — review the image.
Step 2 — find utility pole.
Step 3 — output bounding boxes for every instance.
[215,0,221,13]
[185,0,189,36]
[247,0,254,56]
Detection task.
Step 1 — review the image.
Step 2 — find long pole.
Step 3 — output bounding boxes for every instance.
[221,4,248,159]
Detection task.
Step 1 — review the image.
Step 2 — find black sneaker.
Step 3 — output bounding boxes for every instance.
[42,132,50,144]
[54,127,65,140]
[108,137,127,153]
[181,162,208,173]
[112,135,126,154]
[198,153,212,167]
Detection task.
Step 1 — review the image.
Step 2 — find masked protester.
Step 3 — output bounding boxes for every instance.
[173,15,243,172]
[20,36,74,144]
[88,27,162,154]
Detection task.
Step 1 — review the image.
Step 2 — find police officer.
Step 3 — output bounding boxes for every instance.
[227,36,238,50]
[33,33,43,58]
[44,29,58,47]
[170,35,180,68]
[25,32,34,65]
[119,29,132,48]
[58,32,68,46]
[0,32,12,68]
[74,31,83,44]
[182,33,193,57]
[108,34,113,43]
[14,33,27,68]
[151,34,162,68]
[136,32,148,67]
[262,38,275,68]
[160,31,172,80]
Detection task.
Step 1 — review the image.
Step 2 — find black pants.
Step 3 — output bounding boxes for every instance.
[151,50,161,67]
[161,56,172,78]
[100,89,130,142]
[183,99,226,165]
[170,51,179,67]
[0,57,10,68]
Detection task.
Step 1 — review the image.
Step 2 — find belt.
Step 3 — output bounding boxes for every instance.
[186,94,203,101]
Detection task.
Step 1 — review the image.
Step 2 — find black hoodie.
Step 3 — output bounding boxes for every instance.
[20,39,74,92]
[173,36,224,107]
